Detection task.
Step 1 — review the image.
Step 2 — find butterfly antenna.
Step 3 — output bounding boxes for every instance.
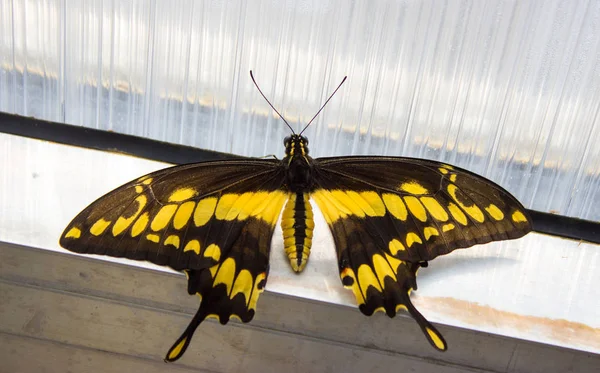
[299,75,347,135]
[250,70,295,134]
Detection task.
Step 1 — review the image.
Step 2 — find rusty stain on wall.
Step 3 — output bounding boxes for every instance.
[418,296,600,351]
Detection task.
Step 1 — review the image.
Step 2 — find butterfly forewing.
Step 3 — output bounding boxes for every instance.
[313,156,531,262]
[60,160,286,270]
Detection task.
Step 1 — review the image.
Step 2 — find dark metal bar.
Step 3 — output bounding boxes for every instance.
[0,112,244,164]
[526,209,599,244]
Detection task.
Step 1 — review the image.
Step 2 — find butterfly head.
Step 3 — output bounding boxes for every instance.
[284,134,309,157]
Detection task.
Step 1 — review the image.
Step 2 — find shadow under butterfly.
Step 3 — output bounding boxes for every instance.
[60,71,532,362]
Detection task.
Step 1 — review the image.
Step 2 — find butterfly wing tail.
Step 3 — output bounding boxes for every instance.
[164,306,208,362]
[404,299,447,351]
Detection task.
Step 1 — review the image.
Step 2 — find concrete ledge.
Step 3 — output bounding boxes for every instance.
[1,242,598,373]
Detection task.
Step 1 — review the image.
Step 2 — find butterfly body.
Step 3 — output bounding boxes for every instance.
[281,135,317,272]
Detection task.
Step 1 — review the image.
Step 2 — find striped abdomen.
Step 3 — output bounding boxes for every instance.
[281,192,314,272]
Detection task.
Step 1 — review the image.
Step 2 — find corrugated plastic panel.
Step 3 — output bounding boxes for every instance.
[1,0,599,221]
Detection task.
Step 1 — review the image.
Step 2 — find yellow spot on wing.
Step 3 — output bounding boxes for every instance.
[485,204,504,221]
[420,197,448,221]
[424,227,439,240]
[194,197,217,226]
[447,184,484,223]
[448,202,467,225]
[357,264,382,298]
[227,192,255,220]
[135,185,143,193]
[312,191,341,223]
[396,304,408,312]
[406,232,423,247]
[257,192,288,225]
[214,258,236,294]
[341,267,364,304]
[238,192,267,219]
[442,223,455,232]
[131,212,150,237]
[312,190,386,223]
[426,327,446,350]
[65,227,81,239]
[203,244,221,261]
[168,188,197,202]
[316,190,351,217]
[346,191,374,216]
[142,177,153,185]
[399,181,428,195]
[90,219,111,236]
[209,264,218,278]
[388,239,405,255]
[184,240,200,254]
[166,337,188,361]
[248,191,280,218]
[231,269,253,301]
[248,272,267,311]
[384,253,403,274]
[331,190,365,217]
[372,254,397,284]
[213,191,287,225]
[146,234,160,243]
[164,235,180,248]
[151,204,178,231]
[512,210,527,223]
[438,167,448,174]
[383,193,408,220]
[359,191,386,216]
[173,201,195,230]
[215,194,240,220]
[113,195,147,236]
[404,196,427,222]
[449,174,457,182]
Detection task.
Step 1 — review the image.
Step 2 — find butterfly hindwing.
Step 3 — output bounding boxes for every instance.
[311,156,532,350]
[165,216,278,362]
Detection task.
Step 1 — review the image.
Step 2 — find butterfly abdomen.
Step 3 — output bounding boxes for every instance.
[281,192,314,272]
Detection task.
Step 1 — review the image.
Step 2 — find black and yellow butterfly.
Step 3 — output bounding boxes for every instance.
[59,72,532,362]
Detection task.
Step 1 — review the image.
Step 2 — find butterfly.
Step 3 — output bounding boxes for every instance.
[59,71,532,362]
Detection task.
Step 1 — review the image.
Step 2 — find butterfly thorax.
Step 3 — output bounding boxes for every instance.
[283,135,314,192]
[281,134,315,272]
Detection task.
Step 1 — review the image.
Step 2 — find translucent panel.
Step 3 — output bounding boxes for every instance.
[1,0,599,221]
